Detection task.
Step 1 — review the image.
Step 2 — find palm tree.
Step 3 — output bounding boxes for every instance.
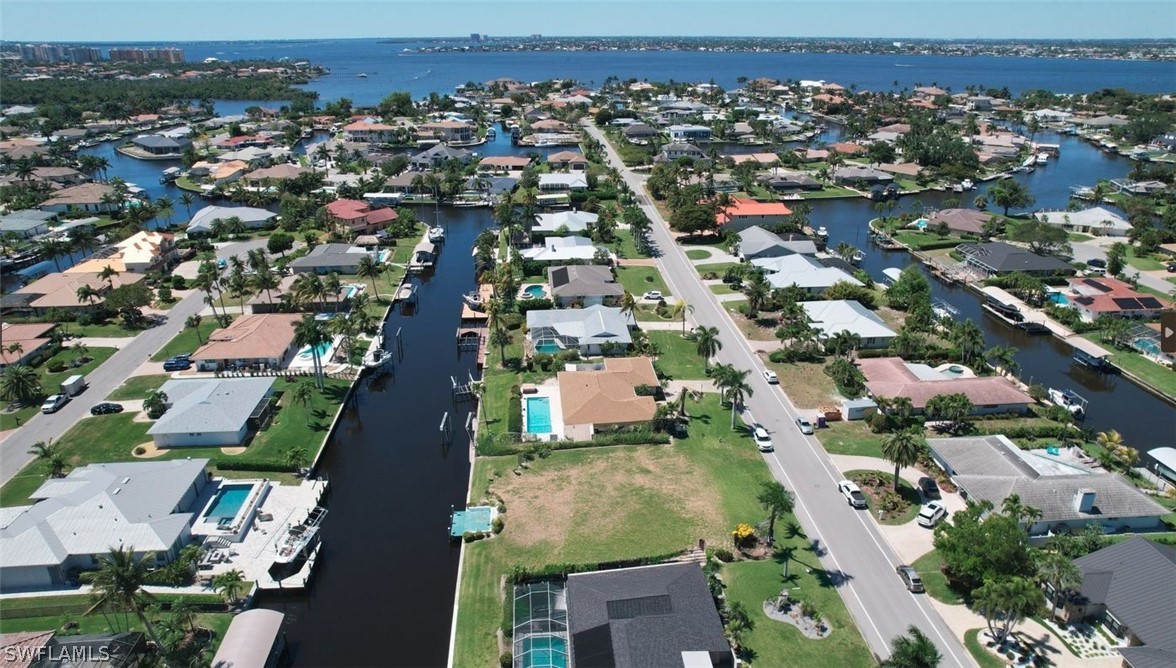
[1036,551,1083,618]
[155,196,174,227]
[1,364,43,407]
[883,625,942,668]
[290,381,315,425]
[250,267,280,306]
[985,345,1019,376]
[28,439,67,478]
[6,342,25,361]
[168,597,199,635]
[826,330,862,358]
[327,313,356,364]
[618,290,637,319]
[98,264,120,290]
[756,481,794,543]
[743,271,770,318]
[285,446,309,473]
[973,577,1041,645]
[293,314,328,389]
[692,326,722,370]
[211,569,248,605]
[76,284,99,307]
[675,301,694,335]
[881,429,924,493]
[292,272,326,312]
[949,320,985,366]
[185,315,204,344]
[81,547,168,655]
[356,255,384,300]
[716,366,754,429]
[1096,429,1124,451]
[39,239,68,272]
[179,192,196,219]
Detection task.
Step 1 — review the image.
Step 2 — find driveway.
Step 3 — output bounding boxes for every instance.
[584,121,974,665]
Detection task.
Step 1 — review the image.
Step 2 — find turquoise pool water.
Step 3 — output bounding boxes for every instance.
[523,285,545,299]
[299,340,332,360]
[517,636,568,668]
[525,397,552,434]
[204,484,252,520]
[1048,292,1069,305]
[1134,338,1161,355]
[377,250,390,262]
[534,340,562,355]
[914,218,929,230]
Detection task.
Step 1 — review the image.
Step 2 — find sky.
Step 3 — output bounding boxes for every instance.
[2,0,1174,42]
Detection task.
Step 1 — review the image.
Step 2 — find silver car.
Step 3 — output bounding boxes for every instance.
[796,417,814,435]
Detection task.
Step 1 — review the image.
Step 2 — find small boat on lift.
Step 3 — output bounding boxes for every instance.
[274,507,327,565]
[356,72,368,78]
[428,226,446,243]
[1048,388,1088,419]
[1035,152,1049,165]
[815,226,829,240]
[850,249,865,265]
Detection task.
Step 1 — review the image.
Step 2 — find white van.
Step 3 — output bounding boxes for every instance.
[60,374,87,397]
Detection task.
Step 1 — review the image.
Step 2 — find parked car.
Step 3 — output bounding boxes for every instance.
[90,402,125,416]
[896,564,925,593]
[1168,262,1176,273]
[163,356,192,371]
[642,290,663,301]
[752,424,773,452]
[838,480,867,509]
[918,477,941,499]
[762,369,779,384]
[917,501,948,528]
[1087,258,1107,269]
[796,417,814,435]
[40,394,69,414]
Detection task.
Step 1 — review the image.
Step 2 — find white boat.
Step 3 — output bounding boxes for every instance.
[274,507,327,565]
[356,72,368,78]
[961,179,974,191]
[851,250,865,265]
[815,226,829,239]
[427,226,445,243]
[1048,388,1087,418]
[1035,152,1049,165]
[461,291,484,310]
[1021,155,1037,169]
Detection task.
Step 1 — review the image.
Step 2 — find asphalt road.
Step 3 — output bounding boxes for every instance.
[585,122,974,665]
[0,239,271,487]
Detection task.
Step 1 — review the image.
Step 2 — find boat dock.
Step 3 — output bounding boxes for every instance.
[1066,335,1113,370]
[979,286,1051,333]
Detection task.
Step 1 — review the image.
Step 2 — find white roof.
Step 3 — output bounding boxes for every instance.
[149,377,275,437]
[527,305,635,346]
[1036,207,1130,232]
[0,460,208,569]
[211,609,285,667]
[188,205,276,233]
[533,210,598,234]
[800,300,896,340]
[538,173,588,189]
[519,236,606,262]
[752,254,863,290]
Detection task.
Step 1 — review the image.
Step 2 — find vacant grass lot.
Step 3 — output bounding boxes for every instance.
[816,420,885,459]
[647,330,707,380]
[107,374,171,400]
[760,356,839,409]
[454,394,872,666]
[615,265,670,297]
[911,549,964,605]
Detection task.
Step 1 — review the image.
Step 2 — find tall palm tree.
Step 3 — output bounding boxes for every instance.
[97,264,120,290]
[716,366,754,429]
[743,271,770,318]
[675,301,695,335]
[949,319,985,366]
[250,267,280,306]
[756,481,794,543]
[356,255,384,300]
[76,284,99,307]
[81,547,168,656]
[292,272,326,312]
[327,312,356,364]
[292,314,328,389]
[881,429,924,493]
[39,239,68,272]
[1,364,43,407]
[28,439,67,478]
[155,196,174,227]
[883,625,942,668]
[185,315,204,344]
[692,325,722,369]
[179,192,196,219]
[290,381,315,425]
[985,345,1019,376]
[619,290,637,319]
[1036,551,1083,618]
[826,330,862,358]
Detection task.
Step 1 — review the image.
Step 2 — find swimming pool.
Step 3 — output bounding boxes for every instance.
[525,397,552,434]
[913,218,929,230]
[377,250,390,262]
[523,285,546,299]
[534,340,562,355]
[1134,337,1161,356]
[1048,292,1069,305]
[344,285,359,299]
[203,484,252,521]
[298,340,333,361]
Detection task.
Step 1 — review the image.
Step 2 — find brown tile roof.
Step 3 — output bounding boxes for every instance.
[191,314,300,362]
[479,156,532,168]
[14,271,144,309]
[558,357,658,427]
[858,356,1032,410]
[38,182,114,208]
[0,322,55,365]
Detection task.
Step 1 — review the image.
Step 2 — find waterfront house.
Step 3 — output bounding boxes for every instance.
[247,275,352,314]
[289,243,371,275]
[67,230,177,274]
[478,155,533,174]
[244,163,308,188]
[324,199,399,235]
[799,300,896,349]
[538,173,589,193]
[728,153,782,167]
[1035,207,1131,237]
[149,378,276,448]
[131,134,191,156]
[737,226,818,260]
[520,236,608,264]
[667,124,712,142]
[209,160,249,185]
[214,134,273,151]
[758,171,823,193]
[622,123,658,141]
[0,459,211,592]
[923,208,991,236]
[548,264,624,307]
[859,357,1033,415]
[10,271,145,315]
[831,166,894,187]
[927,435,1166,536]
[419,120,475,144]
[343,121,397,143]
[190,313,301,371]
[187,205,277,236]
[0,210,57,238]
[530,118,570,134]
[39,183,118,214]
[533,210,598,235]
[558,357,657,439]
[31,167,88,186]
[716,198,792,230]
[546,151,588,171]
[657,143,705,161]
[409,144,472,171]
[957,242,1075,277]
[1063,276,1170,322]
[0,322,56,370]
[1064,537,1176,668]
[751,254,862,295]
[527,305,635,357]
[565,562,734,667]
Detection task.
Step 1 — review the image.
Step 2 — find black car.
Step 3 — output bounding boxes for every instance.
[90,402,124,416]
[1087,258,1107,269]
[1167,262,1176,273]
[918,477,941,499]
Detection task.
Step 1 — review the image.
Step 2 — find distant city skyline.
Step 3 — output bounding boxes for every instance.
[2,1,1173,42]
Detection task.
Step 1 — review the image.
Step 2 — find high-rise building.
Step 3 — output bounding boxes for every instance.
[108,47,185,63]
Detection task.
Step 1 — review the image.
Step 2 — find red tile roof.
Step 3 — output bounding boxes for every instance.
[858,357,1032,410]
[717,198,792,225]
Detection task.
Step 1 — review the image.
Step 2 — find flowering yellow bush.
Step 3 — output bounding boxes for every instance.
[731,523,755,547]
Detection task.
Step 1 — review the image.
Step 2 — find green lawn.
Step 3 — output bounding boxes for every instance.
[710,283,737,295]
[965,629,1007,668]
[610,227,646,259]
[60,320,141,338]
[686,249,712,260]
[1080,332,1176,399]
[801,186,860,199]
[647,330,707,380]
[107,374,171,400]
[616,265,670,297]
[845,470,922,526]
[762,358,840,410]
[911,549,964,605]
[1,346,119,428]
[456,394,878,666]
[695,261,742,277]
[151,318,224,361]
[893,231,963,250]
[816,421,885,459]
[1125,246,1164,271]
[723,559,874,667]
[1068,232,1094,242]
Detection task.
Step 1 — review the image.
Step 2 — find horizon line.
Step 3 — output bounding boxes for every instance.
[5,35,1175,44]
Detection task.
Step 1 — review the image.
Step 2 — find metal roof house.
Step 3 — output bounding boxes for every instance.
[737,225,817,260]
[1066,537,1176,668]
[799,300,896,349]
[0,459,211,592]
[533,210,598,235]
[527,305,636,356]
[187,205,277,236]
[751,254,862,294]
[149,377,276,448]
[957,242,1074,277]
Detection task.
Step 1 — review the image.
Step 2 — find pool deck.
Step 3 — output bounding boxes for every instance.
[196,478,330,591]
[520,380,565,441]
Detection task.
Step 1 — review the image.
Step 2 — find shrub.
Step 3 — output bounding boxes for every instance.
[713,548,735,562]
[507,389,523,435]
[212,458,290,472]
[492,517,505,534]
[500,312,525,330]
[75,313,97,327]
[133,446,146,455]
[171,275,187,290]
[499,652,513,668]
[47,361,67,373]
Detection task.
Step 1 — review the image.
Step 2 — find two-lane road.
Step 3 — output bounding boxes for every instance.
[585,122,974,666]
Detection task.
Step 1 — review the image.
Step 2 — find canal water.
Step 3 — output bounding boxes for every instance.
[260,206,488,667]
[810,130,1176,448]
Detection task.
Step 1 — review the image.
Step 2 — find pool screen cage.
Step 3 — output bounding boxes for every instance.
[513,581,570,668]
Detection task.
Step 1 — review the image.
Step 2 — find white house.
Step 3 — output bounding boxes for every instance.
[533,210,598,235]
[148,377,276,448]
[667,124,712,141]
[519,236,608,264]
[751,254,863,294]
[187,205,277,236]
[1035,207,1131,237]
[526,305,636,356]
[799,300,896,349]
[538,173,589,193]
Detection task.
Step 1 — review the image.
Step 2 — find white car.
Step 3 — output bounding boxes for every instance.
[838,480,867,509]
[752,425,773,452]
[917,501,948,528]
[40,394,69,414]
[762,369,779,384]
[795,417,814,435]
[642,290,663,301]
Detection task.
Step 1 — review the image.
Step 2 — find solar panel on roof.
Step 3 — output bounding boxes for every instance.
[606,594,672,620]
[1112,298,1143,309]
[1083,279,1113,292]
[1137,297,1163,309]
